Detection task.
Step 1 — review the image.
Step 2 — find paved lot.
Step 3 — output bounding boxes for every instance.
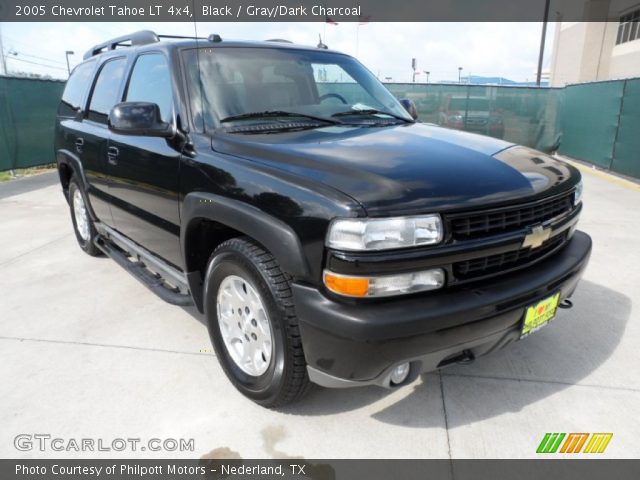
[1,163,639,459]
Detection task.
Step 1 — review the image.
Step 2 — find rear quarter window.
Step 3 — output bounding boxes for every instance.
[58,60,95,117]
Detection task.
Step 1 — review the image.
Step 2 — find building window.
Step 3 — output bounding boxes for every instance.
[617,9,640,45]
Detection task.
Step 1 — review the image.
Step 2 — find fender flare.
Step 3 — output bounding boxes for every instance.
[56,149,98,221]
[57,149,89,192]
[181,192,312,299]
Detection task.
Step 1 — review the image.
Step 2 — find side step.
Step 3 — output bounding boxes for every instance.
[93,225,194,307]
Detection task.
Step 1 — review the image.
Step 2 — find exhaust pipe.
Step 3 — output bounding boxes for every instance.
[559,299,573,309]
[439,349,475,368]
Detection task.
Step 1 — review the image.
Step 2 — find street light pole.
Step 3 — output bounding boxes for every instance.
[65,51,74,75]
[536,0,551,86]
[458,67,463,84]
[425,71,430,83]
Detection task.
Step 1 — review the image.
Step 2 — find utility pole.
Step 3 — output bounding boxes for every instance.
[0,24,8,76]
[536,0,551,86]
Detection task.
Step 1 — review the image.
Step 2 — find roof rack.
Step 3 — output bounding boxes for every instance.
[83,30,225,60]
[266,39,293,43]
[158,34,207,41]
[83,30,159,59]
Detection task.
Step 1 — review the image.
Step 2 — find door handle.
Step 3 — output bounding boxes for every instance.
[107,146,119,165]
[74,137,84,153]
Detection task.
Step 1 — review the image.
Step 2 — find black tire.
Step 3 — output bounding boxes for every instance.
[204,236,310,407]
[68,177,101,257]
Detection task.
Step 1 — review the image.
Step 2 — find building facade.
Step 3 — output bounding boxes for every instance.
[550,2,640,86]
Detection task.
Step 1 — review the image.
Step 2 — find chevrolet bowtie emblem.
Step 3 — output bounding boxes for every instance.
[522,225,552,249]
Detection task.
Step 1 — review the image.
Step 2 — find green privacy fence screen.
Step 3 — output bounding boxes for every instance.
[0,76,65,171]
[610,79,640,178]
[557,80,625,169]
[385,83,563,153]
[1,75,639,178]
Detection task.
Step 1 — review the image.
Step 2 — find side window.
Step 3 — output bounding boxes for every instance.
[87,58,126,123]
[125,54,173,122]
[58,60,95,116]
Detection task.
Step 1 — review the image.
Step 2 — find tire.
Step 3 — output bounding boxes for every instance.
[204,236,310,407]
[68,177,101,257]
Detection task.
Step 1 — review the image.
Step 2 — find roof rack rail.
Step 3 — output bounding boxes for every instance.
[83,30,159,60]
[266,39,293,43]
[158,34,207,41]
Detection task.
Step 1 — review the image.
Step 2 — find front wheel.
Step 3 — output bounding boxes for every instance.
[204,237,310,407]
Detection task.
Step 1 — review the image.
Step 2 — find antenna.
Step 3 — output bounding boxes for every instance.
[317,34,328,49]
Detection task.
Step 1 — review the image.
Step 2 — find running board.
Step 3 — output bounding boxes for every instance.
[93,224,193,307]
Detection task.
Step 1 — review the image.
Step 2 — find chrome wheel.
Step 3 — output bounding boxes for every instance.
[73,189,90,242]
[216,275,274,376]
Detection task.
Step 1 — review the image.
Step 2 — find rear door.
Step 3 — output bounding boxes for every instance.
[55,59,115,221]
[80,57,128,225]
[107,52,183,268]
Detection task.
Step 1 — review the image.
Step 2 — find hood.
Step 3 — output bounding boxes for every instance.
[212,123,578,216]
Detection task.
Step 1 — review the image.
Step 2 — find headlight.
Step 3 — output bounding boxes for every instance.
[574,180,583,205]
[323,268,445,298]
[326,214,443,251]
[448,115,463,122]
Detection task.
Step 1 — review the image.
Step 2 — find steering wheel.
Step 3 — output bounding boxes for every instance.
[319,93,348,104]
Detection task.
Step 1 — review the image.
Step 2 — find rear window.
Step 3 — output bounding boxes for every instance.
[58,61,95,116]
[87,57,127,123]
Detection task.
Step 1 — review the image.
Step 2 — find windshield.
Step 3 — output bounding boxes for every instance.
[182,47,412,131]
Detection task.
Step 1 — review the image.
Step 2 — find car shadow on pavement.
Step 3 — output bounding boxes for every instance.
[281,280,630,427]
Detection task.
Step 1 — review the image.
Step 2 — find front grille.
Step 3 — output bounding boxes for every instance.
[453,232,567,280]
[448,192,573,240]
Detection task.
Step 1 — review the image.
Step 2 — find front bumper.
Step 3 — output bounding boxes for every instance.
[293,230,592,388]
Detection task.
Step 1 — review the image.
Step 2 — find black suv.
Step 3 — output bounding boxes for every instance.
[55,31,591,407]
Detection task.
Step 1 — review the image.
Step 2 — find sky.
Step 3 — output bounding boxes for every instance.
[0,22,556,82]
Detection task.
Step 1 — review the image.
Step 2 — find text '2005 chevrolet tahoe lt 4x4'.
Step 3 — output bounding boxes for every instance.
[55,31,591,407]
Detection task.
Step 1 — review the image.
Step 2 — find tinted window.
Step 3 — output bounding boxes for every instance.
[59,60,95,116]
[88,58,126,123]
[125,54,173,122]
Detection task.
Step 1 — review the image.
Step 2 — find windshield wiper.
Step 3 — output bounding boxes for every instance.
[220,110,342,125]
[331,109,414,123]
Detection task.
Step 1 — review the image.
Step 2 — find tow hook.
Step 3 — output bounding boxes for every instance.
[559,299,573,309]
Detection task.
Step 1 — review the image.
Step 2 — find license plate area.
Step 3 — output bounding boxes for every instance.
[520,292,561,338]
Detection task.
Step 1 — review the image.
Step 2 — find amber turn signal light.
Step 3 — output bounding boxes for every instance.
[323,271,370,297]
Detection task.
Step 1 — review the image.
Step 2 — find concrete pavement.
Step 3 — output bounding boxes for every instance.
[0,165,638,459]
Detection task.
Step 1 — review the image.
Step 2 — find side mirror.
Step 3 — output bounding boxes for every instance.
[399,98,418,120]
[108,102,174,137]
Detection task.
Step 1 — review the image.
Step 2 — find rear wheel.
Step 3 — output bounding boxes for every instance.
[68,178,101,257]
[204,237,310,407]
